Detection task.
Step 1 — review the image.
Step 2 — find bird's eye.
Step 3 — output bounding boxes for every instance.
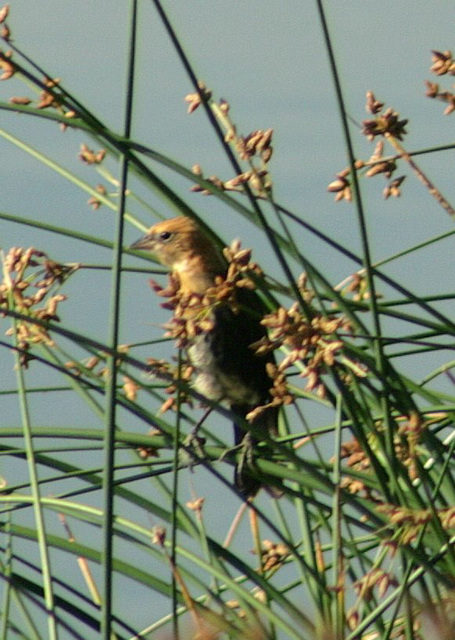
[159,231,173,242]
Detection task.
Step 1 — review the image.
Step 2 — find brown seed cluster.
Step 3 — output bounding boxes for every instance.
[254,303,356,400]
[88,184,108,210]
[1,247,78,366]
[3,59,74,121]
[327,168,352,203]
[338,414,427,497]
[184,80,212,114]
[0,48,14,80]
[65,345,131,384]
[365,90,385,115]
[78,144,106,165]
[191,165,273,198]
[0,6,76,124]
[376,502,455,553]
[234,128,274,164]
[0,5,10,43]
[246,362,293,423]
[425,50,455,115]
[430,50,455,76]
[377,503,433,527]
[136,427,161,460]
[377,503,433,547]
[0,6,12,75]
[123,375,140,401]
[257,539,290,573]
[383,175,406,199]
[328,92,407,202]
[364,141,396,179]
[362,104,408,141]
[338,272,376,302]
[425,80,455,115]
[185,84,274,198]
[78,147,109,209]
[353,567,398,602]
[146,355,194,414]
[36,76,63,110]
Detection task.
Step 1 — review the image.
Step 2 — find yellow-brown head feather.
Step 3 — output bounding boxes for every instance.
[131,216,226,294]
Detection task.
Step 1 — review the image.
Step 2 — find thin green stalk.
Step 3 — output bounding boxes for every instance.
[171,349,182,640]
[40,345,105,420]
[102,2,137,639]
[279,203,455,331]
[331,395,344,640]
[0,554,43,640]
[9,317,57,639]
[0,209,116,250]
[0,516,13,640]
[295,489,327,614]
[0,128,120,213]
[316,3,397,485]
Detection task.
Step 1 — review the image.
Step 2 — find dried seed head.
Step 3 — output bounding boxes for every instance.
[362,107,408,141]
[430,50,455,76]
[184,80,212,113]
[425,80,440,98]
[327,171,352,202]
[0,49,14,80]
[0,5,9,24]
[383,175,405,199]
[187,497,204,513]
[95,184,107,195]
[78,143,106,165]
[151,526,166,546]
[123,376,140,401]
[190,173,225,195]
[433,89,455,115]
[9,96,31,105]
[1,247,77,367]
[88,196,102,209]
[219,98,230,115]
[365,160,396,178]
[365,90,384,114]
[223,170,252,191]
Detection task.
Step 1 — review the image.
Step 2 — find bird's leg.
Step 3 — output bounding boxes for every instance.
[235,431,256,475]
[182,405,213,464]
[224,414,261,497]
[218,429,258,496]
[218,436,244,462]
[191,405,213,439]
[234,430,261,498]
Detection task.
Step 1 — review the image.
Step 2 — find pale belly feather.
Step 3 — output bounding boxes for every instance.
[188,335,261,406]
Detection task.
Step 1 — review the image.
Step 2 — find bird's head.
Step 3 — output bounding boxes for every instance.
[131,216,226,293]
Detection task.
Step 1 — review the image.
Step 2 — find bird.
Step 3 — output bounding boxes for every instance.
[131,215,278,496]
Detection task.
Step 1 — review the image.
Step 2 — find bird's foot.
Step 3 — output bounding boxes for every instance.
[219,440,242,463]
[184,429,206,457]
[236,433,254,478]
[233,433,261,498]
[231,433,282,498]
[180,430,207,472]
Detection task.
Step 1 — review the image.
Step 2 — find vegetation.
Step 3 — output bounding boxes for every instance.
[1,2,455,639]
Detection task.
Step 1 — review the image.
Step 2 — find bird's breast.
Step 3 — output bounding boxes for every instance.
[188,334,262,406]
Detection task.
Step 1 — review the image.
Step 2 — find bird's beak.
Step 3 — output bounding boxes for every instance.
[130,233,153,251]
